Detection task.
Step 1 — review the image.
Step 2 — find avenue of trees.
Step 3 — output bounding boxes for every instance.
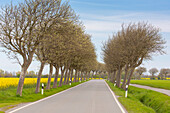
[102,22,166,90]
[0,0,99,96]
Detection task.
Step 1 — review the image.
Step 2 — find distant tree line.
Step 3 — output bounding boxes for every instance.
[133,67,170,80]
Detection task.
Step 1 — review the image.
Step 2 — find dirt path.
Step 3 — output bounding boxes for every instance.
[130,84,170,96]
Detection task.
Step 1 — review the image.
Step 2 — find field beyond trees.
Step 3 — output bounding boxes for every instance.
[130,80,170,90]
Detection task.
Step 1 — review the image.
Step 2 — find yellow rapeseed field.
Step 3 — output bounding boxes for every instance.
[0,78,104,89]
[141,78,170,80]
[0,78,57,89]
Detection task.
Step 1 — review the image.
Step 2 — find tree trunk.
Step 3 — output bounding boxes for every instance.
[84,72,86,80]
[53,66,59,88]
[121,65,129,90]
[16,65,29,96]
[66,69,71,84]
[95,71,97,79]
[59,67,65,87]
[77,71,80,82]
[116,66,122,88]
[111,71,116,83]
[126,68,135,86]
[88,71,90,79]
[152,74,154,79]
[35,61,45,93]
[161,75,163,80]
[164,74,166,80]
[46,64,53,90]
[63,69,68,85]
[70,69,73,83]
[73,70,77,83]
[108,72,110,81]
[16,54,34,96]
[92,71,94,79]
[80,71,83,82]
[139,74,142,80]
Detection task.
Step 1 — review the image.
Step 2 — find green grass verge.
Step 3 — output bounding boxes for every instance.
[106,81,170,113]
[0,81,87,112]
[130,80,170,90]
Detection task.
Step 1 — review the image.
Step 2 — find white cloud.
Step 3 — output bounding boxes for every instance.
[71,1,119,7]
[80,12,170,33]
[80,11,170,70]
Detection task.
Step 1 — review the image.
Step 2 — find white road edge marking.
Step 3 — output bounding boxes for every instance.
[104,81,126,113]
[9,81,89,113]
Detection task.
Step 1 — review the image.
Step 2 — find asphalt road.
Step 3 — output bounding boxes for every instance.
[8,80,125,113]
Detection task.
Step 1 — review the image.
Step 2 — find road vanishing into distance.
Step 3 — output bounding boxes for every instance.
[8,80,126,113]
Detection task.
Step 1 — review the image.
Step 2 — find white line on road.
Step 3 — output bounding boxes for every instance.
[104,81,126,113]
[9,81,89,113]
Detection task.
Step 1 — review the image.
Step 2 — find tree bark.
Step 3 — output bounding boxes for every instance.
[95,71,97,79]
[108,72,110,81]
[111,71,116,83]
[84,72,86,80]
[88,71,90,79]
[16,64,29,96]
[77,71,80,82]
[152,74,154,79]
[53,66,59,88]
[46,64,53,90]
[66,69,71,84]
[116,66,122,88]
[16,56,33,96]
[121,65,129,90]
[92,71,94,79]
[35,61,45,93]
[126,68,135,86]
[59,67,65,87]
[80,71,83,82]
[63,69,68,85]
[73,70,77,83]
[70,69,73,83]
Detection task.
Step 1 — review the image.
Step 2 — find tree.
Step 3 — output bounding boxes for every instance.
[0,69,4,76]
[149,68,158,79]
[136,67,147,79]
[159,68,170,80]
[27,71,35,76]
[102,22,165,90]
[0,0,78,96]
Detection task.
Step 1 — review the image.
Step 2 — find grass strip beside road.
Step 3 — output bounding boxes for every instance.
[0,81,87,113]
[130,80,170,90]
[106,81,170,113]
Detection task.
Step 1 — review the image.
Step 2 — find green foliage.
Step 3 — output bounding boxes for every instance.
[128,86,170,113]
[119,97,155,113]
[16,74,20,78]
[130,80,170,90]
[106,81,170,113]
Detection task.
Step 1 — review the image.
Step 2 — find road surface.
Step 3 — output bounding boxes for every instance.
[130,84,170,96]
[8,80,126,113]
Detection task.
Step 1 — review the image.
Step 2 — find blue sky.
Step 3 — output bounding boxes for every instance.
[0,0,170,74]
